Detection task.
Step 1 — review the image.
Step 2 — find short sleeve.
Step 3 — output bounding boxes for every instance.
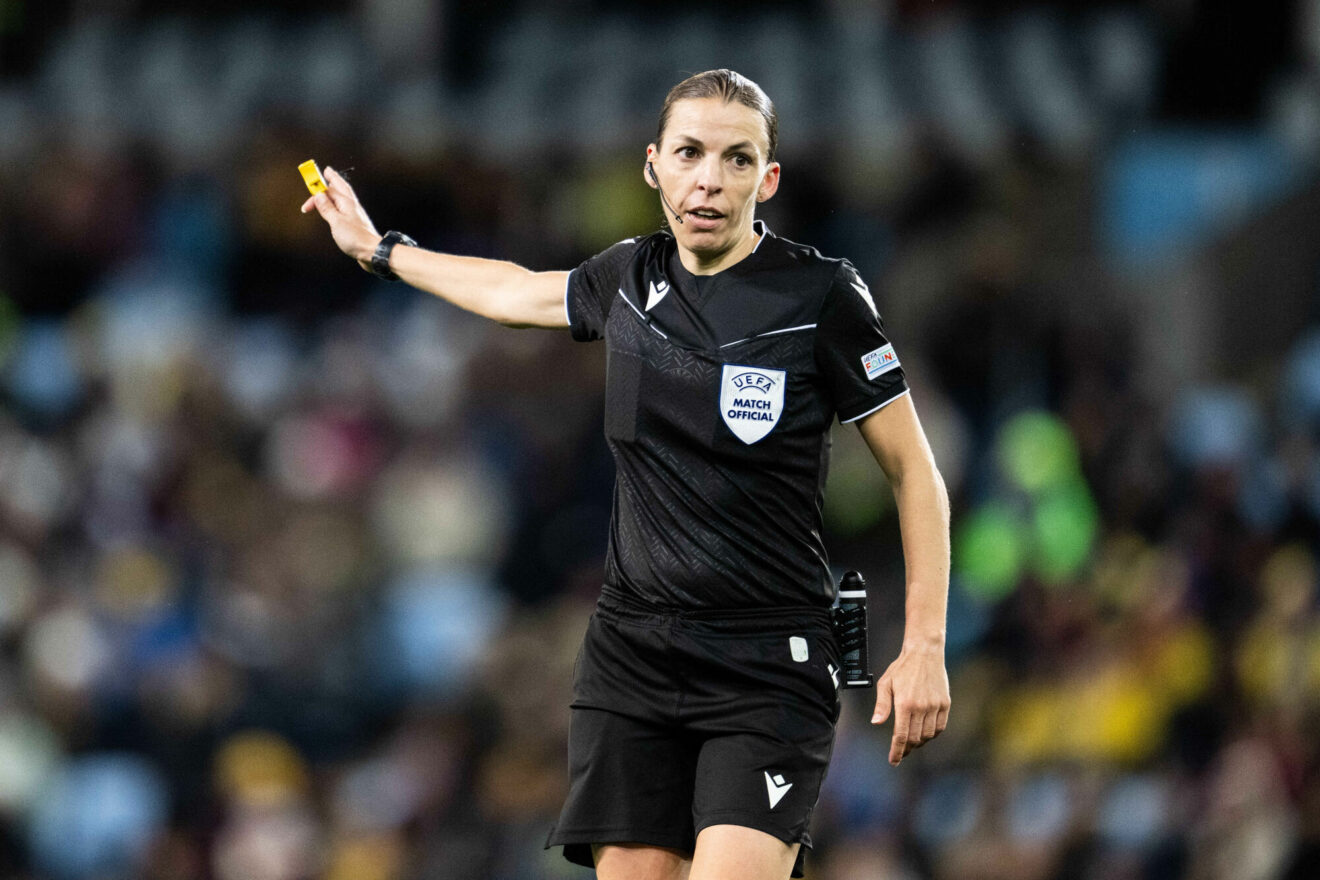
[566,238,640,342]
[815,261,910,423]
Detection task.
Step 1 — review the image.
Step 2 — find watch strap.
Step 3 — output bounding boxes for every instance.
[370,231,417,281]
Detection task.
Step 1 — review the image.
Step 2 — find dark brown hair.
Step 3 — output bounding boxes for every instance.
[656,69,779,162]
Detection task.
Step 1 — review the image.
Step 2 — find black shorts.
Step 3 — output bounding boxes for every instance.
[545,590,842,878]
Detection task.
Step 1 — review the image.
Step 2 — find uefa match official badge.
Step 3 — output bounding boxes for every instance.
[720,365,786,444]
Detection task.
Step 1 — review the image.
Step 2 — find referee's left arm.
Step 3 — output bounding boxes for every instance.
[855,394,951,766]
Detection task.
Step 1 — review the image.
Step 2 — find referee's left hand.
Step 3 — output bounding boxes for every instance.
[872,643,950,766]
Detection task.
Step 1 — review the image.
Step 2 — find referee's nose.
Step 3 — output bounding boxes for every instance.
[695,157,724,195]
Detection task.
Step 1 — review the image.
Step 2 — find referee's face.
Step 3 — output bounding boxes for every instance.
[646,97,781,272]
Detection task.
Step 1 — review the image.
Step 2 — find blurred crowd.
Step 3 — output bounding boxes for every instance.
[3,1,1320,879]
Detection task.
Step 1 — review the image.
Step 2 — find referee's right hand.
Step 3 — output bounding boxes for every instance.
[301,166,381,273]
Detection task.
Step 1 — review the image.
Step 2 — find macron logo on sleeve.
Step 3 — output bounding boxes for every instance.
[850,275,878,318]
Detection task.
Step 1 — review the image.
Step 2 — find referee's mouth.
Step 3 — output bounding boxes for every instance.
[686,208,725,229]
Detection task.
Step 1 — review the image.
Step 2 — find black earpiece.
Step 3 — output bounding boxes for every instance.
[646,161,683,224]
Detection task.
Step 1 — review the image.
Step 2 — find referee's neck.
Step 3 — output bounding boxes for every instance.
[679,229,760,276]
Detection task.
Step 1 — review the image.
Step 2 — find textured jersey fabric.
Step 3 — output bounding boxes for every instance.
[567,221,908,610]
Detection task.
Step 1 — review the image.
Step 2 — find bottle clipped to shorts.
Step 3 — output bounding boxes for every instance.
[833,570,875,688]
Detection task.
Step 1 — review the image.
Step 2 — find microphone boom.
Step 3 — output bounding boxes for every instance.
[647,162,684,224]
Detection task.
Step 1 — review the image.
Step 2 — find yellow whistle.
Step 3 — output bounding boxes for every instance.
[299,159,328,195]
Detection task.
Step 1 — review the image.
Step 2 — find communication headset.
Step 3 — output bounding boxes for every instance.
[646,161,684,224]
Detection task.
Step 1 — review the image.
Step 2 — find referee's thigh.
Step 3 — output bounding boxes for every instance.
[594,843,692,880]
[690,825,798,880]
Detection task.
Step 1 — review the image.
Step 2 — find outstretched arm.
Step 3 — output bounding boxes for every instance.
[302,167,570,329]
[855,394,951,766]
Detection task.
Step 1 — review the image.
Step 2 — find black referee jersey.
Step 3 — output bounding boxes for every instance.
[566,220,908,611]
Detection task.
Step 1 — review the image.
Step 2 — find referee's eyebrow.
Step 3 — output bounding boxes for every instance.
[672,134,757,155]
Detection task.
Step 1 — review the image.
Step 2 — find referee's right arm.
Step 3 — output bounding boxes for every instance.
[303,166,571,329]
[388,246,571,329]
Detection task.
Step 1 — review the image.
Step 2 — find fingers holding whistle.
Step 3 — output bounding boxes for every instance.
[301,188,341,219]
[300,163,346,216]
[298,160,382,266]
[299,159,328,215]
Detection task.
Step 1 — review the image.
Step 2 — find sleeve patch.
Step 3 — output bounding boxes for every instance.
[862,343,900,379]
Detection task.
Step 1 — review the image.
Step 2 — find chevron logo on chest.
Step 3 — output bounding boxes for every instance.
[646,279,670,311]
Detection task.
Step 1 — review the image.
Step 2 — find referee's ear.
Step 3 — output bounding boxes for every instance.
[756,162,781,203]
[643,145,660,189]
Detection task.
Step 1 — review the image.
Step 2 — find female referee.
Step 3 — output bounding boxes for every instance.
[303,69,951,880]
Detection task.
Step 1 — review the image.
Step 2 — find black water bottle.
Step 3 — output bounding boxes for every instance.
[833,570,875,688]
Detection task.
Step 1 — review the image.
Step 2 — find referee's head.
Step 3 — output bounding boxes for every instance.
[656,69,778,163]
[644,69,782,267]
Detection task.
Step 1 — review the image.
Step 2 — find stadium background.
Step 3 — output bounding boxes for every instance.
[2,0,1320,877]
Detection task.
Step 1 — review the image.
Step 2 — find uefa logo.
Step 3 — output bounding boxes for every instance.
[719,365,786,444]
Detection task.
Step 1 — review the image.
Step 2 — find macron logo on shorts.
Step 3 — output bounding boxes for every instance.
[764,771,793,809]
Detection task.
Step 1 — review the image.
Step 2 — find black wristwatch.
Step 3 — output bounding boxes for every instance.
[370,230,417,281]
